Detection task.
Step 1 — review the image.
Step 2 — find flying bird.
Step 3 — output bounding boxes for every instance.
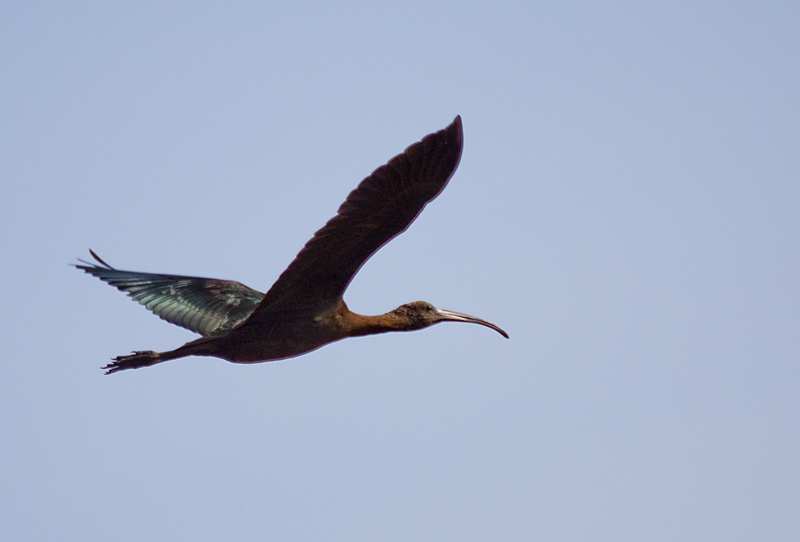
[77,116,508,374]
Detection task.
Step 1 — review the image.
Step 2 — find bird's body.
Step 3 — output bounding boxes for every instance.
[77,116,507,374]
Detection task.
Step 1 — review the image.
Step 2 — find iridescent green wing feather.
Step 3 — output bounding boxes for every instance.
[76,250,264,336]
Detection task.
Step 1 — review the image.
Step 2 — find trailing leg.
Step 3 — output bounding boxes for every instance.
[103,350,163,374]
[102,337,218,375]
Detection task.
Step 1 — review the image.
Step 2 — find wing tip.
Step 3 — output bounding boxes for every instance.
[414,114,464,165]
[451,114,462,131]
[74,249,114,271]
[445,115,463,149]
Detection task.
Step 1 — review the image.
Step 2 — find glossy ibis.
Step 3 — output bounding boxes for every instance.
[77,116,507,374]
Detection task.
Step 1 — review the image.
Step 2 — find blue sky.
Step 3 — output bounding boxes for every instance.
[2,2,799,540]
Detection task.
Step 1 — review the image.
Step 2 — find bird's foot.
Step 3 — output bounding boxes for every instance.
[103,350,160,375]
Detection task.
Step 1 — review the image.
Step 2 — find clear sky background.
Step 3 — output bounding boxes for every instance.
[2,2,799,540]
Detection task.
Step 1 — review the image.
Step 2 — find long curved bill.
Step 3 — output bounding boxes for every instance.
[435,308,509,339]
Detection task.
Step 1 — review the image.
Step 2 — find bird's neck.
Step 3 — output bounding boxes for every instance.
[336,303,403,337]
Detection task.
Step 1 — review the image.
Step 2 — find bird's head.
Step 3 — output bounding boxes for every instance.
[390,301,508,338]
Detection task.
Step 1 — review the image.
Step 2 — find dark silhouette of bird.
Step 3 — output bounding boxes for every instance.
[76,116,508,374]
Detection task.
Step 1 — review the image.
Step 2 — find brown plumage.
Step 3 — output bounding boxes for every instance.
[76,116,508,374]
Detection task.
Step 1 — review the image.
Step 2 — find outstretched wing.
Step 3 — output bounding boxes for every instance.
[245,115,464,324]
[76,250,264,336]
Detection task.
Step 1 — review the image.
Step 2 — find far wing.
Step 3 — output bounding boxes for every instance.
[245,115,463,324]
[76,251,264,336]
